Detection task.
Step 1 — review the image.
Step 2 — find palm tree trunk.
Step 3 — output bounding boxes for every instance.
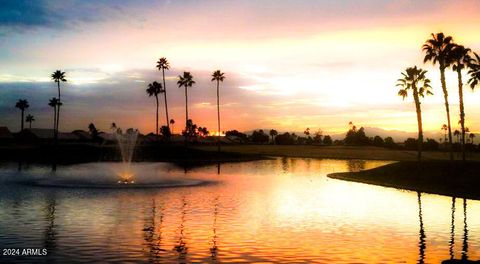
[29,121,32,129]
[53,106,57,139]
[20,110,24,131]
[217,80,221,152]
[440,65,454,160]
[162,69,169,129]
[457,68,466,161]
[413,87,423,162]
[185,86,188,128]
[155,95,159,135]
[56,82,61,142]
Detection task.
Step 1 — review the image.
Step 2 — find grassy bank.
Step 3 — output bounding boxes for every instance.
[197,145,480,161]
[328,161,480,200]
[0,144,266,166]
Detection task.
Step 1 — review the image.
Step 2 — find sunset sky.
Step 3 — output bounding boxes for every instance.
[1,0,480,135]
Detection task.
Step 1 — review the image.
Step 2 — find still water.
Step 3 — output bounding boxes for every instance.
[0,158,478,263]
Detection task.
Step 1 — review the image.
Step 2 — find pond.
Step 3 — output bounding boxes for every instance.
[0,158,478,263]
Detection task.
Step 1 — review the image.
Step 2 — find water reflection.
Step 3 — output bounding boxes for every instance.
[174,196,188,262]
[43,193,57,253]
[449,197,456,260]
[417,192,426,264]
[210,196,219,262]
[1,158,480,263]
[462,198,468,261]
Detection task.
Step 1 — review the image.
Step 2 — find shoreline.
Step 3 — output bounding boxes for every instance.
[328,161,480,200]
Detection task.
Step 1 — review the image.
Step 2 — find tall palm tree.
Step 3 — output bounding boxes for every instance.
[423,33,455,160]
[48,98,60,138]
[211,70,226,152]
[26,114,35,129]
[170,119,175,134]
[146,81,164,135]
[397,66,433,161]
[177,72,195,130]
[51,70,67,135]
[15,99,29,131]
[157,57,170,129]
[450,44,473,161]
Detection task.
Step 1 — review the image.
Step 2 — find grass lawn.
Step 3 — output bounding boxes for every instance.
[197,145,480,161]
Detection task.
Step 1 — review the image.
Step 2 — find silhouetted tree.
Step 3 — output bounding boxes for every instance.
[423,33,454,160]
[225,130,248,142]
[384,137,396,149]
[344,125,369,145]
[469,133,475,144]
[441,124,448,146]
[51,70,66,137]
[15,99,29,131]
[373,135,384,147]
[26,114,35,129]
[177,72,195,132]
[212,70,225,151]
[146,81,163,135]
[468,52,480,90]
[275,132,295,145]
[170,119,175,134]
[160,125,171,138]
[313,129,323,144]
[182,119,198,139]
[48,98,60,138]
[423,138,439,151]
[397,66,433,161]
[157,57,171,129]
[450,44,473,161]
[198,126,209,137]
[88,123,99,138]
[323,135,333,145]
[251,130,269,144]
[269,129,278,144]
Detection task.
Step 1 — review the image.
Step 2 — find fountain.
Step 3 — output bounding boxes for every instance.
[113,127,139,184]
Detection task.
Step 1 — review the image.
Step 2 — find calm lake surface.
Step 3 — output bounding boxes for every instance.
[0,158,479,263]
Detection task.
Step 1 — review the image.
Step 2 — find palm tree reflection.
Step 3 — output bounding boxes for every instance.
[417,192,426,264]
[449,197,456,260]
[461,198,468,261]
[210,196,219,262]
[142,199,165,260]
[43,193,57,253]
[175,196,188,262]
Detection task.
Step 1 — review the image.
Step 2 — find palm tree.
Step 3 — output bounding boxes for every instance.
[48,98,60,138]
[177,72,195,131]
[423,33,455,160]
[51,70,67,135]
[422,33,454,160]
[146,81,164,135]
[211,70,226,151]
[26,114,35,129]
[157,57,171,129]
[15,99,29,131]
[397,66,433,161]
[469,133,476,144]
[450,44,473,161]
[441,124,448,146]
[468,52,480,90]
[269,129,278,144]
[170,119,175,134]
[454,129,460,143]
